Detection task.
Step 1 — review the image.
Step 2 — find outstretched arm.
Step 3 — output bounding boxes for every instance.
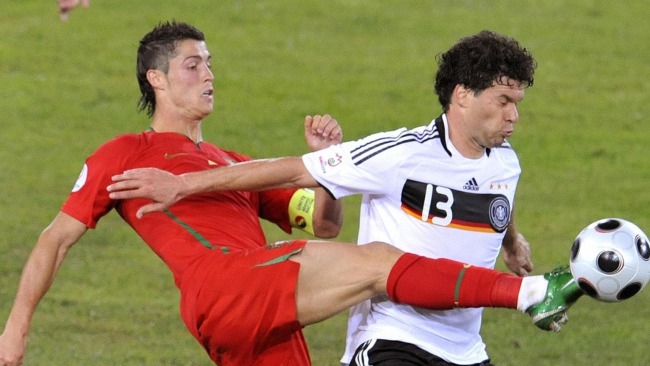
[108,157,317,218]
[0,212,87,366]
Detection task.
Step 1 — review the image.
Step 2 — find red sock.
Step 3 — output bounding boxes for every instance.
[386,253,522,309]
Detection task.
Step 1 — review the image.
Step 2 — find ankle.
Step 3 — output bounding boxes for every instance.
[518,275,548,312]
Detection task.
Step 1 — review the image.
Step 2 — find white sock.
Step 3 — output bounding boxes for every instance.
[517,275,548,312]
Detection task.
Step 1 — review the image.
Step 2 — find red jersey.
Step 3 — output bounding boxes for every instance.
[63,131,295,271]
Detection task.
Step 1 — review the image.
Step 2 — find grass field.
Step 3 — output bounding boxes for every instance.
[1,1,649,365]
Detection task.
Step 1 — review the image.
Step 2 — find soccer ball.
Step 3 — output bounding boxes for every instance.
[569,218,650,302]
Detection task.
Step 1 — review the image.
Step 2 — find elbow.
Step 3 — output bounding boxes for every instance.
[312,220,342,239]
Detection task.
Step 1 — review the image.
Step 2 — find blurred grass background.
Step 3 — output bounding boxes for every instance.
[1,0,649,365]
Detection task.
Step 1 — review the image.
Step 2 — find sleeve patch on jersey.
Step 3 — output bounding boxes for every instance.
[316,151,345,175]
[72,163,88,192]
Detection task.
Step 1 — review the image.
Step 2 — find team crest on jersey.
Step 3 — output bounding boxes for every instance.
[488,197,510,232]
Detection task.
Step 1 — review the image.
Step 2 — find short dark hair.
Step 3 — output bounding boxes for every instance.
[434,30,537,111]
[136,21,205,117]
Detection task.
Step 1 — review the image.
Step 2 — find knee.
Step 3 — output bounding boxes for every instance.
[361,241,404,265]
[357,241,404,294]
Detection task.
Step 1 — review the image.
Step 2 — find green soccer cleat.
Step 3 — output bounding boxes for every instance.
[526,265,584,332]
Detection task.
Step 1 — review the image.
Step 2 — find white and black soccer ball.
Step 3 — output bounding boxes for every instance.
[570,218,650,302]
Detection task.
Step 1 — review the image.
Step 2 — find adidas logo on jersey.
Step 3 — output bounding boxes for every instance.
[463,177,479,191]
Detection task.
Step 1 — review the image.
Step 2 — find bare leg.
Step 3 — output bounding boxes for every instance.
[290,241,402,326]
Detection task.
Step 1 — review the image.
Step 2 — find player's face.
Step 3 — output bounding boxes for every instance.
[464,77,525,153]
[163,39,214,120]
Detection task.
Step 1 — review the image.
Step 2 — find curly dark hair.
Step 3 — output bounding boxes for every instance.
[434,30,537,111]
[136,21,205,117]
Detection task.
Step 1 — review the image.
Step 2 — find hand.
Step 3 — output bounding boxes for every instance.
[304,114,342,152]
[58,0,90,21]
[107,168,184,218]
[0,331,26,366]
[502,232,533,276]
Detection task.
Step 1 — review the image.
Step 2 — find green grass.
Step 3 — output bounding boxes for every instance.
[1,0,649,365]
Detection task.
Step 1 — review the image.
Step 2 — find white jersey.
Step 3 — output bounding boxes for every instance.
[301,114,521,365]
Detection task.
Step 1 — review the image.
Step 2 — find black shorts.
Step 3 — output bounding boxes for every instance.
[350,339,494,366]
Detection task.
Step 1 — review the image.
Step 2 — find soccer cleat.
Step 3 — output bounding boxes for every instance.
[526,265,584,332]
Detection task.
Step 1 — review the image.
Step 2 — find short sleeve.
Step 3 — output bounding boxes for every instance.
[61,135,138,228]
[302,129,409,199]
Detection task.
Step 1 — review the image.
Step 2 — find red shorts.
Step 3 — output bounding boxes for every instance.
[186,240,310,365]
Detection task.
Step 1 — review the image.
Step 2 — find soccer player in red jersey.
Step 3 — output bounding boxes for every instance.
[1,22,579,366]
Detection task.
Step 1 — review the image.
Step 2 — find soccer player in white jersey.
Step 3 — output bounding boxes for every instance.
[339,30,540,366]
[106,30,583,366]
